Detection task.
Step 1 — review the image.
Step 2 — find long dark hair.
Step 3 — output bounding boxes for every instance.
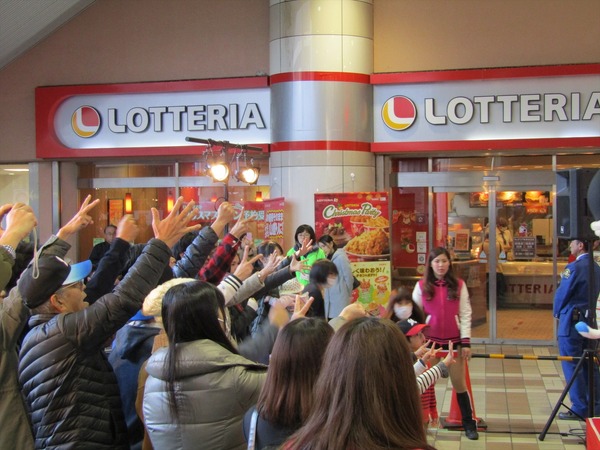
[422,247,459,300]
[317,234,337,260]
[257,318,334,429]
[287,318,432,450]
[161,281,238,420]
[308,259,338,286]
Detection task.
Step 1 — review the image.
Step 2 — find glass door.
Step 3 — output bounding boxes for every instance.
[392,169,557,344]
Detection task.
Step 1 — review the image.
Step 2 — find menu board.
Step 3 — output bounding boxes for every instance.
[513,237,537,260]
[454,229,471,252]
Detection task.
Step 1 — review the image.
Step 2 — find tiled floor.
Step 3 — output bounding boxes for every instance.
[427,344,590,449]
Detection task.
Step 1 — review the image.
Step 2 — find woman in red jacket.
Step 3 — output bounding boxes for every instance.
[412,247,479,440]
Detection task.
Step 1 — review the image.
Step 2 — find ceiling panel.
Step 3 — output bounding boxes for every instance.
[0,0,95,70]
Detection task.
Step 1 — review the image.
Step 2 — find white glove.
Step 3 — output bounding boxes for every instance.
[591,220,600,238]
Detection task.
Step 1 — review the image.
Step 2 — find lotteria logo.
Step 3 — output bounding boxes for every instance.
[381,91,600,131]
[382,96,417,131]
[68,103,265,137]
[71,106,101,138]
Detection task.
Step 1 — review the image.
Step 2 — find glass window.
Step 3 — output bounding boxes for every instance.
[556,153,600,170]
[79,162,176,178]
[0,164,29,205]
[433,155,552,172]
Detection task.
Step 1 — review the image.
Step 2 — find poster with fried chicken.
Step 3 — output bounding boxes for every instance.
[315,192,391,315]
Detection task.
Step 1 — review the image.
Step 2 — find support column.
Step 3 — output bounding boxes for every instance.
[269,0,374,249]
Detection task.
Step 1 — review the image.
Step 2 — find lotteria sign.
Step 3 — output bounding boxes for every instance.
[36,77,270,158]
[372,65,600,152]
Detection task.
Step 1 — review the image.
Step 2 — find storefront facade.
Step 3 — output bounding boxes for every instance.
[1,0,599,344]
[373,65,600,344]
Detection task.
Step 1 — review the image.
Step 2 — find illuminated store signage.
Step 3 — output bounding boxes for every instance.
[57,91,268,148]
[373,68,600,151]
[36,77,269,158]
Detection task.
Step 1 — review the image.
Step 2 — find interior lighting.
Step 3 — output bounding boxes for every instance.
[234,154,260,185]
[208,160,230,182]
[204,146,230,183]
[124,193,133,214]
[167,192,174,213]
[237,165,260,185]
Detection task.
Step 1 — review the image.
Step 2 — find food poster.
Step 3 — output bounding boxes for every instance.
[315,192,391,315]
[350,260,392,316]
[263,197,285,248]
[193,199,283,248]
[240,200,266,248]
[391,189,428,275]
[192,201,220,224]
[314,192,390,261]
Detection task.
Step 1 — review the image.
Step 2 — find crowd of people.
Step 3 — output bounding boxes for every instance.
[8,196,600,449]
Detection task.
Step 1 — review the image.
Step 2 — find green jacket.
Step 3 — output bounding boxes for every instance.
[286,246,327,285]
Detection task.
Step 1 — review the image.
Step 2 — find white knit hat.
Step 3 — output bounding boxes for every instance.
[142,277,196,322]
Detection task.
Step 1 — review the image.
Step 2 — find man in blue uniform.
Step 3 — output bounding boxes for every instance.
[553,238,600,420]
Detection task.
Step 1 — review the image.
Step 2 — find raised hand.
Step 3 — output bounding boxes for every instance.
[233,245,262,281]
[0,203,37,244]
[151,197,202,248]
[443,341,457,368]
[297,237,313,257]
[421,342,439,364]
[291,294,314,321]
[338,302,367,321]
[115,214,139,243]
[289,254,310,273]
[57,195,100,240]
[211,201,236,237]
[414,339,433,359]
[229,209,256,240]
[257,251,279,280]
[268,302,292,329]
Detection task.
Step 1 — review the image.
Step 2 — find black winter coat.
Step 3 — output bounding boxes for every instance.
[18,238,172,449]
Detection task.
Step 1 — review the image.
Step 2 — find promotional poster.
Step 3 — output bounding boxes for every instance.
[314,192,391,314]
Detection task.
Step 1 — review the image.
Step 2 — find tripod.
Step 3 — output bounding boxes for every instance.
[539,239,600,441]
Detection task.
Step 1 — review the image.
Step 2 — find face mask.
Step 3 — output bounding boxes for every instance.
[326,277,338,288]
[394,304,413,320]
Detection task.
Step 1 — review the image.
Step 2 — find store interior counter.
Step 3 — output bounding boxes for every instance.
[499,261,567,307]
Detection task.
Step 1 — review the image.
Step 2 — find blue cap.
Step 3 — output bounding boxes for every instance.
[19,256,92,308]
[63,260,92,285]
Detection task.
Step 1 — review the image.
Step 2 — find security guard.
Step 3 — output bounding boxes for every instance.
[553,238,600,420]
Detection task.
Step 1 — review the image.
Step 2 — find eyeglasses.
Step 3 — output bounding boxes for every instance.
[56,280,85,296]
